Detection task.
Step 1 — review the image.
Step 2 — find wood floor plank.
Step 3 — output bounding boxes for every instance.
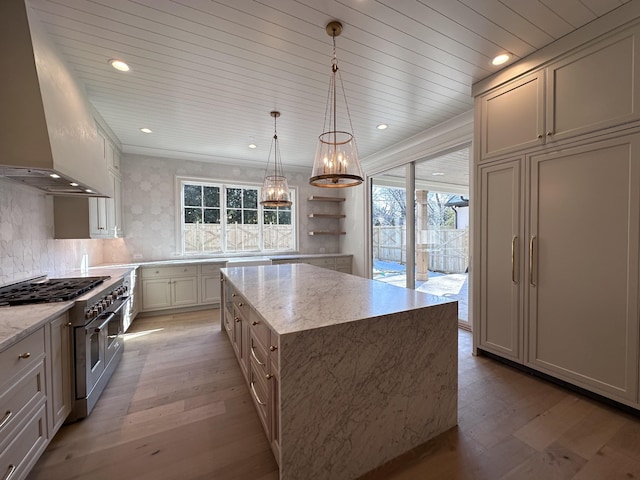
[26,309,640,480]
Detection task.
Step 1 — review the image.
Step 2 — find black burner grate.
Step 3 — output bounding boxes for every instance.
[0,276,111,306]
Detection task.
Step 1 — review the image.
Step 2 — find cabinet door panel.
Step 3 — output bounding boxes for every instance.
[47,314,72,434]
[528,135,640,402]
[172,277,198,306]
[479,72,544,160]
[201,274,221,304]
[478,159,524,361]
[548,29,640,141]
[142,279,172,310]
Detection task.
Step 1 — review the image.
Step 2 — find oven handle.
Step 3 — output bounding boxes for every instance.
[89,313,115,333]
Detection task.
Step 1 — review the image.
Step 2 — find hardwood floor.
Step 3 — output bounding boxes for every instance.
[28,310,640,480]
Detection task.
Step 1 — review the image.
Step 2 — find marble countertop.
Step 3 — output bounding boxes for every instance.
[97,252,352,269]
[221,263,455,336]
[0,267,135,352]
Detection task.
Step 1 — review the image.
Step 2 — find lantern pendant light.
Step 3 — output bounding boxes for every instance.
[310,21,364,188]
[260,111,292,207]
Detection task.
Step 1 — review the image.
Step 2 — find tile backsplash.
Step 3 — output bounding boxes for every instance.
[0,179,105,285]
[0,153,342,284]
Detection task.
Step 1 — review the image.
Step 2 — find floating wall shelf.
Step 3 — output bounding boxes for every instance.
[307,196,346,236]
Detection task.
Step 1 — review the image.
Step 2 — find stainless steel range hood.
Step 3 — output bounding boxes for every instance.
[0,0,112,197]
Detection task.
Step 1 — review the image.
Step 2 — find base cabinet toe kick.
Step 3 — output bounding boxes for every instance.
[220,263,458,480]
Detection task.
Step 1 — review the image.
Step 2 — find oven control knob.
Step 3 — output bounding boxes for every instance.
[85,310,93,320]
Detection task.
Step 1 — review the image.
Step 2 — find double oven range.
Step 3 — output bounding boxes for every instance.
[0,274,130,422]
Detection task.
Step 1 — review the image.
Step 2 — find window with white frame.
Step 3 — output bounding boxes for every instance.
[180,178,296,254]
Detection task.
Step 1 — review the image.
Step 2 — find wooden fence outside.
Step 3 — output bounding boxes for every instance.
[184,224,293,252]
[373,226,469,274]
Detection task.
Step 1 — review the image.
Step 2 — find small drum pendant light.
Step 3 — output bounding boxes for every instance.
[260,111,292,207]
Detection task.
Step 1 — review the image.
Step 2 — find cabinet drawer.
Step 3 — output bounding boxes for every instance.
[201,263,224,275]
[335,257,351,267]
[249,333,269,376]
[223,307,233,337]
[141,265,197,278]
[0,328,45,387]
[0,362,46,441]
[249,358,269,434]
[0,403,47,479]
[249,310,270,348]
[305,258,335,269]
[232,291,248,311]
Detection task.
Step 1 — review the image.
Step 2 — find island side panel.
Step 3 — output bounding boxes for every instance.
[278,301,458,480]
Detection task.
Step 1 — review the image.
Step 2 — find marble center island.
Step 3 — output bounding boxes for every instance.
[220,263,458,480]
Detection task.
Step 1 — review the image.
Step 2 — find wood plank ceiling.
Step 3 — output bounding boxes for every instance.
[27,0,631,185]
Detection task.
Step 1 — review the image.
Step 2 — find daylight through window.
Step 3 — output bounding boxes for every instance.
[180,179,295,253]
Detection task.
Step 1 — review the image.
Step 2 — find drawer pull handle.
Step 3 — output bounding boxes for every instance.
[270,345,277,352]
[18,352,30,359]
[0,410,12,429]
[238,302,244,307]
[251,345,266,366]
[252,321,259,326]
[3,465,16,480]
[250,381,266,406]
[234,317,241,323]
[232,293,236,297]
[266,374,273,380]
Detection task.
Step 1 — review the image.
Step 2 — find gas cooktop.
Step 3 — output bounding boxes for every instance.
[0,276,111,306]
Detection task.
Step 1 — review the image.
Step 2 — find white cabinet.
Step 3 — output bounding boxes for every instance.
[0,328,48,480]
[54,168,123,239]
[221,273,280,463]
[123,268,139,333]
[475,16,640,409]
[476,133,640,406]
[477,158,525,363]
[200,263,224,304]
[526,136,640,403]
[477,72,544,160]
[89,173,123,239]
[45,313,72,435]
[478,24,640,161]
[141,265,199,311]
[294,256,352,274]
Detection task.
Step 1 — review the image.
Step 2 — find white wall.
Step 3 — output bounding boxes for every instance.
[103,154,344,263]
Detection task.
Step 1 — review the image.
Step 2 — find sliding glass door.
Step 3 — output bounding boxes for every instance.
[370,146,470,329]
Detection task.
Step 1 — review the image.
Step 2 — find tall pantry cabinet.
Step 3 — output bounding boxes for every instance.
[474,17,640,407]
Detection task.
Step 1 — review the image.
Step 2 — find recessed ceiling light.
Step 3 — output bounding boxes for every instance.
[49,173,60,179]
[432,172,445,176]
[70,182,79,187]
[376,124,388,130]
[85,189,93,193]
[140,127,152,134]
[109,59,130,72]
[248,143,257,149]
[492,53,510,66]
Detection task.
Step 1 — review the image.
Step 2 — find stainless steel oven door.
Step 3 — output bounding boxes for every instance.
[74,296,130,418]
[82,312,111,397]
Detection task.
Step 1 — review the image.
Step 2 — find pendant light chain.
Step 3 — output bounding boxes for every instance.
[260,110,292,207]
[309,20,364,188]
